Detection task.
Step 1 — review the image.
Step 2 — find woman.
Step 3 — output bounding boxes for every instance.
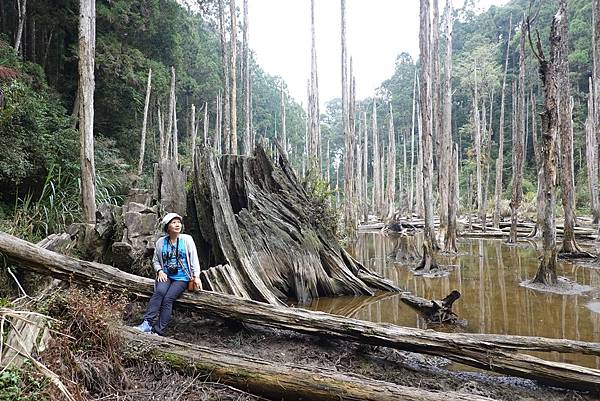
[135,212,202,335]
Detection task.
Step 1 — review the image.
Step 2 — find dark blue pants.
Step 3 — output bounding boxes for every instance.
[143,279,188,335]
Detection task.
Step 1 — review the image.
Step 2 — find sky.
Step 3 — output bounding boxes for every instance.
[248,0,509,108]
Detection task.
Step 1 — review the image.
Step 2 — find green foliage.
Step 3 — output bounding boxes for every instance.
[0,366,48,401]
[302,169,340,240]
[0,78,78,197]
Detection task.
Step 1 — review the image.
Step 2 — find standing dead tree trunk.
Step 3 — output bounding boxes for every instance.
[229,0,238,154]
[409,70,417,216]
[362,111,368,221]
[15,0,26,55]
[508,20,527,244]
[137,68,152,177]
[203,101,209,147]
[529,3,564,285]
[372,100,380,216]
[218,0,231,154]
[445,144,458,252]
[556,2,581,255]
[243,0,251,156]
[341,0,354,230]
[593,0,600,231]
[440,0,453,244]
[586,78,600,225]
[493,16,512,228]
[79,0,96,224]
[530,92,545,239]
[280,81,286,154]
[385,103,396,219]
[416,0,439,271]
[473,74,483,229]
[307,0,320,173]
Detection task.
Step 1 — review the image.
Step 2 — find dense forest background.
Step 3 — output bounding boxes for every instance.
[0,0,595,240]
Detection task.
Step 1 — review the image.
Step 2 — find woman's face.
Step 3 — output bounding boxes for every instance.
[167,218,182,235]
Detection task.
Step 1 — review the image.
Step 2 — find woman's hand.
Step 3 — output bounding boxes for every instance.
[157,270,168,283]
[193,277,201,287]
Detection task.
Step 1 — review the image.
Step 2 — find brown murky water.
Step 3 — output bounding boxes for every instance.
[304,233,600,368]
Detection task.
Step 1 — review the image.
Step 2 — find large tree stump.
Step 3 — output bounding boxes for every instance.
[192,144,400,304]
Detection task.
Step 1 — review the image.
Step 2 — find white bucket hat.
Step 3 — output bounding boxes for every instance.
[161,212,183,232]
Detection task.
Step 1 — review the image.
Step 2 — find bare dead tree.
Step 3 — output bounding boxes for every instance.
[586,78,600,224]
[529,2,564,285]
[137,68,152,177]
[555,1,580,255]
[243,0,251,155]
[440,0,453,243]
[218,0,231,154]
[15,0,26,55]
[416,0,439,271]
[385,103,396,219]
[508,19,527,244]
[372,99,380,216]
[78,0,96,224]
[229,0,238,153]
[493,15,513,227]
[307,0,321,173]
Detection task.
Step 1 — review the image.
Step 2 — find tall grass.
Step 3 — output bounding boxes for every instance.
[9,166,80,241]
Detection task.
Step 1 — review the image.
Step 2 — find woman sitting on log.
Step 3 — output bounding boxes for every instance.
[135,213,201,335]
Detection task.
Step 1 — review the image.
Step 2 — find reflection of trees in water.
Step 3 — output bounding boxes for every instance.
[347,234,600,367]
[389,233,421,263]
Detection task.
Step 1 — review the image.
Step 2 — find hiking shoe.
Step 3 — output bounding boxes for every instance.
[134,320,152,333]
[148,329,160,336]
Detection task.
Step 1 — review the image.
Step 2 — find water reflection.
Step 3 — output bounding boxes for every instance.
[303,233,600,368]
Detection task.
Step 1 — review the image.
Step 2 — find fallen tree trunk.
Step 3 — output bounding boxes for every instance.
[2,232,600,391]
[120,327,495,401]
[400,290,461,324]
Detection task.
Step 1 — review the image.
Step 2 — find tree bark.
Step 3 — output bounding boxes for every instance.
[508,23,526,244]
[530,92,545,239]
[308,0,320,173]
[362,111,368,221]
[14,0,26,55]
[385,103,396,219]
[594,0,600,230]
[242,0,251,156]
[229,0,238,153]
[530,3,563,285]
[409,70,417,216]
[203,101,209,147]
[341,1,353,230]
[218,0,231,154]
[78,0,96,224]
[556,2,580,254]
[372,100,380,216]
[586,78,600,224]
[441,0,453,246]
[445,144,458,252]
[121,328,493,401]
[417,0,439,271]
[473,77,483,228]
[192,144,399,304]
[3,232,600,391]
[137,68,152,177]
[280,81,286,154]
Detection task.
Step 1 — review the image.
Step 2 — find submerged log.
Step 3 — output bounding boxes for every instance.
[121,327,494,401]
[192,144,401,304]
[2,232,600,391]
[401,290,461,324]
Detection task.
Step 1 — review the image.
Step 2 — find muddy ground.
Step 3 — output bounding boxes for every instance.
[116,300,599,401]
